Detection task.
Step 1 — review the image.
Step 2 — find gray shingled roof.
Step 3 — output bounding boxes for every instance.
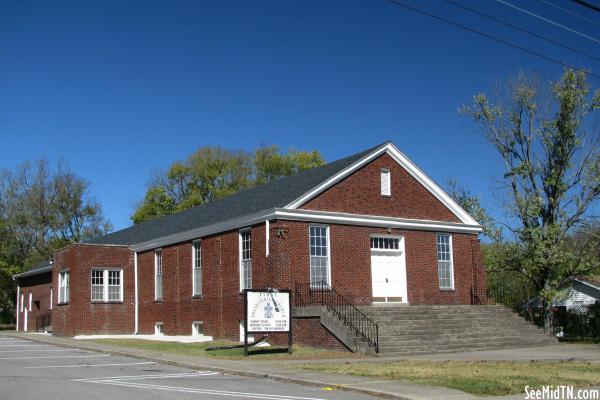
[86,143,386,246]
[13,260,53,279]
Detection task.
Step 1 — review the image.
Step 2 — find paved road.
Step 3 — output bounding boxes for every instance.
[0,336,375,400]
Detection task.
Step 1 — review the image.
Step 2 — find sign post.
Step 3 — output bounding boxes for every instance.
[244,288,292,356]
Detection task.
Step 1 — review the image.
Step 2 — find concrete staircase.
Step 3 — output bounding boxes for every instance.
[358,304,556,356]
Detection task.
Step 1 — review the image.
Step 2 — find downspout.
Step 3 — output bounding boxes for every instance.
[15,281,19,332]
[265,220,270,257]
[134,251,139,334]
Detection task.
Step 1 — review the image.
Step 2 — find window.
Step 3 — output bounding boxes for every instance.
[310,226,330,287]
[192,321,203,336]
[437,234,454,289]
[381,169,391,196]
[155,322,164,335]
[192,241,202,296]
[28,292,32,312]
[58,270,70,304]
[240,230,252,290]
[91,269,123,302]
[370,237,400,250]
[155,250,163,300]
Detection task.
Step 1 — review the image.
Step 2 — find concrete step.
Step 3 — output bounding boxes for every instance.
[378,337,554,353]
[379,334,555,347]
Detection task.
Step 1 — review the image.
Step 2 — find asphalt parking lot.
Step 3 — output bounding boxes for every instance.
[0,336,376,400]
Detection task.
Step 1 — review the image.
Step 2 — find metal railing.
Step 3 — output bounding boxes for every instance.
[36,310,51,332]
[295,282,379,353]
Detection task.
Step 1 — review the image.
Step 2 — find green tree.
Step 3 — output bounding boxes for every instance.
[462,69,600,327]
[132,145,324,224]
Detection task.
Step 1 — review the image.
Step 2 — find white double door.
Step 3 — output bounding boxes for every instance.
[370,237,408,303]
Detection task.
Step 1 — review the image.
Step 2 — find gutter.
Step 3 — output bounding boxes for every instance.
[12,265,53,280]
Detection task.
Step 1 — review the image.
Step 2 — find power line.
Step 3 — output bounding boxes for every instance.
[496,0,600,45]
[443,0,600,63]
[537,0,600,28]
[381,0,600,80]
[572,0,600,13]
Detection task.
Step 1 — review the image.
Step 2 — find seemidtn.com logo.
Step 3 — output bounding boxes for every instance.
[525,386,600,400]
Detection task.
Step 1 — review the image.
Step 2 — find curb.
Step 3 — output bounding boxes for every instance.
[4,332,409,400]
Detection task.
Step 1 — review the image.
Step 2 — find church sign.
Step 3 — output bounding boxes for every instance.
[243,289,292,355]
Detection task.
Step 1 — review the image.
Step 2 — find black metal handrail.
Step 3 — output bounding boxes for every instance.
[295,282,379,353]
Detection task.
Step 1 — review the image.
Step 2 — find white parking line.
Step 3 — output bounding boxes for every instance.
[0,349,81,353]
[74,371,217,381]
[26,361,157,369]
[0,354,110,360]
[0,344,51,347]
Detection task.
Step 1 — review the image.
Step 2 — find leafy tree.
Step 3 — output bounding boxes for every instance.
[461,69,600,327]
[132,145,324,224]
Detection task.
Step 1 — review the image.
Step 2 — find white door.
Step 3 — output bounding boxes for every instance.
[370,236,407,303]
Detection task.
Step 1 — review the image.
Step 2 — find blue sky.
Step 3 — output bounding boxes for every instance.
[1,0,599,231]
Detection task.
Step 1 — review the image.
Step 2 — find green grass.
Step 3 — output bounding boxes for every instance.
[91,338,358,360]
[300,360,600,396]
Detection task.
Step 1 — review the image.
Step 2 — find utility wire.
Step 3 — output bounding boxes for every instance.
[443,0,600,63]
[382,0,600,80]
[572,0,600,13]
[537,0,600,28]
[496,0,600,45]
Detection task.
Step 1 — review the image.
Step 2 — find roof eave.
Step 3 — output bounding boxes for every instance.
[12,266,53,280]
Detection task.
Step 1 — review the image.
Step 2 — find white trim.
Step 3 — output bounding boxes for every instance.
[239,228,252,291]
[192,240,202,297]
[154,322,164,335]
[284,142,480,226]
[381,168,391,196]
[309,224,332,287]
[134,252,138,334]
[265,220,270,257]
[15,286,19,332]
[28,292,32,312]
[50,287,53,310]
[436,233,455,290]
[91,268,123,302]
[154,250,163,301]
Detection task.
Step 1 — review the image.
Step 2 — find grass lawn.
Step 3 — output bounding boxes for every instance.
[91,338,358,360]
[300,360,600,396]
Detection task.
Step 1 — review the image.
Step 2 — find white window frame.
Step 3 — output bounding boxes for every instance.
[91,269,123,302]
[155,249,163,301]
[58,270,70,304]
[155,322,164,335]
[192,241,202,297]
[239,229,252,291]
[381,168,391,196]
[192,321,203,336]
[436,233,455,290]
[309,225,331,288]
[28,292,32,312]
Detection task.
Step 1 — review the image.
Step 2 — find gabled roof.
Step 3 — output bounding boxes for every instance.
[13,260,53,280]
[86,143,383,246]
[86,141,482,249]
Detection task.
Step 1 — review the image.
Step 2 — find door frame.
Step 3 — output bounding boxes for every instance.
[370,235,408,304]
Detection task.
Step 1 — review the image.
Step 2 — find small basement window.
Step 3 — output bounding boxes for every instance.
[155,322,164,335]
[381,169,391,196]
[192,321,203,336]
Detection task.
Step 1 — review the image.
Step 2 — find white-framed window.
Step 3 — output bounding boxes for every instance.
[20,293,24,312]
[192,241,202,296]
[437,233,454,289]
[155,322,164,335]
[155,250,163,300]
[381,168,391,196]
[310,225,331,287]
[28,292,32,312]
[91,269,123,302]
[370,236,400,250]
[58,270,70,304]
[240,229,252,291]
[192,321,203,336]
[50,287,53,310]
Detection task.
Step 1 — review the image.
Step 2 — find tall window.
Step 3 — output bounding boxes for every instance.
[381,169,391,196]
[192,241,202,296]
[437,234,454,289]
[240,230,252,290]
[155,250,163,300]
[310,226,330,287]
[58,270,70,304]
[91,269,123,302]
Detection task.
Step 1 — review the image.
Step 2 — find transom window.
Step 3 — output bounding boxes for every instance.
[193,241,202,296]
[58,270,70,304]
[91,269,123,302]
[155,250,163,300]
[370,237,400,250]
[310,225,330,287]
[240,230,252,291]
[437,234,454,289]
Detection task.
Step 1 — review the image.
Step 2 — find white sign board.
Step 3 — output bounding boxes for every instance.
[246,291,290,333]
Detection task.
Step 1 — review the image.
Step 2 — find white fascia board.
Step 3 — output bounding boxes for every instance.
[284,142,481,227]
[272,209,483,234]
[12,266,53,280]
[130,209,276,252]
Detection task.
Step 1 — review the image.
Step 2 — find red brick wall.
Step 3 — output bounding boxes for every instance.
[300,153,461,223]
[51,244,134,336]
[16,272,52,332]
